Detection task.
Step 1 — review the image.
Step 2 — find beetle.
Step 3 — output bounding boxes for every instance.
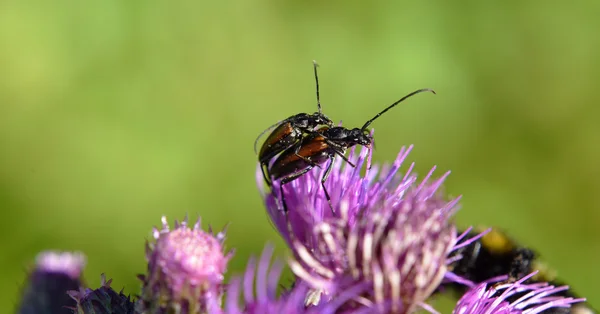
[254,61,334,186]
[268,88,436,213]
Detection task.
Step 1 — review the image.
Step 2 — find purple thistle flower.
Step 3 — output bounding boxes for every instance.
[17,251,86,314]
[258,145,476,313]
[453,272,586,314]
[68,274,135,314]
[138,216,233,314]
[219,245,368,314]
[257,145,454,252]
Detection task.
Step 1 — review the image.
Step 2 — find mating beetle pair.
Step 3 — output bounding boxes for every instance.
[254,61,435,213]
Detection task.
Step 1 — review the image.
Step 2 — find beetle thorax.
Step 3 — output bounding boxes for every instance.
[309,112,333,128]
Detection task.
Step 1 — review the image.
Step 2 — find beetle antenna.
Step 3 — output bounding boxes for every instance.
[360,88,436,131]
[313,60,322,114]
[254,120,283,154]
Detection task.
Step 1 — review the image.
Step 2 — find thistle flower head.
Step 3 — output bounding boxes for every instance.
[138,215,234,313]
[17,251,86,314]
[258,146,472,313]
[453,272,586,314]
[68,274,135,314]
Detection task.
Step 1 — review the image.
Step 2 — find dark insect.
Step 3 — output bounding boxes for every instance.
[268,88,436,213]
[254,61,334,187]
[439,227,596,314]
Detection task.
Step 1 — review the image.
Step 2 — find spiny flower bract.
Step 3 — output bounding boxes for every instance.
[68,274,135,314]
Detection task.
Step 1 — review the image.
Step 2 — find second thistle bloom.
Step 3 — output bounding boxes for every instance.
[138,216,233,313]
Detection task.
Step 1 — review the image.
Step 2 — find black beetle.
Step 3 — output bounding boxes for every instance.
[268,88,436,213]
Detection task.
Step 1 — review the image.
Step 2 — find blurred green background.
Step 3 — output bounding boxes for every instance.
[1,0,599,311]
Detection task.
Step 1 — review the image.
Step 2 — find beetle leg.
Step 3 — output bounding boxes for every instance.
[320,155,336,215]
[294,153,322,169]
[278,165,315,214]
[333,148,356,168]
[323,140,356,168]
